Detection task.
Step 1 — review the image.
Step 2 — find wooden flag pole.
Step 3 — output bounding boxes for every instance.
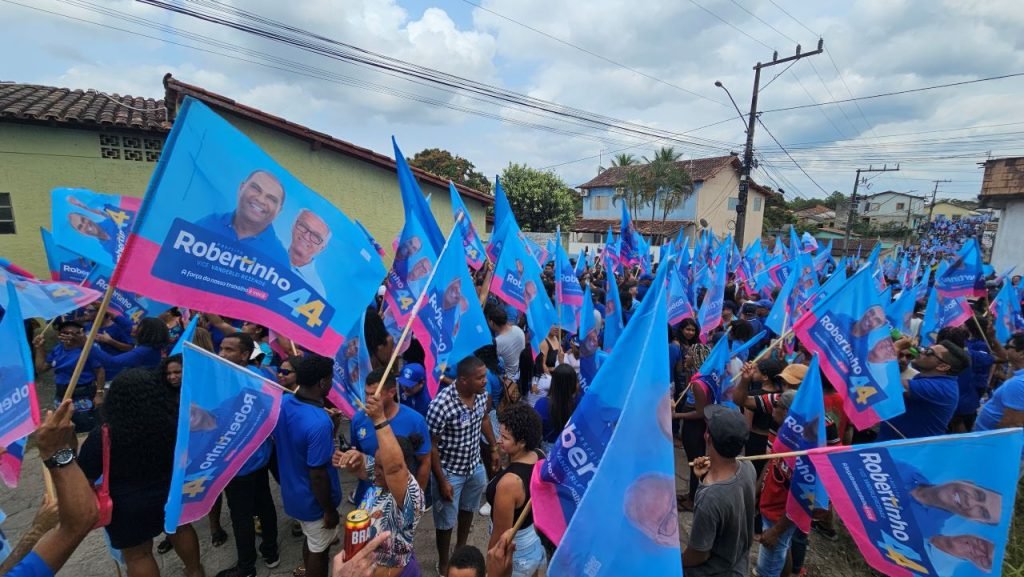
[62,280,117,403]
[477,261,494,307]
[375,214,465,399]
[672,384,692,409]
[511,499,532,533]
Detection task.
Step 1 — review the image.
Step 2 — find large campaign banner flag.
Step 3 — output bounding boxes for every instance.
[50,188,141,270]
[532,258,670,547]
[935,238,986,300]
[448,183,486,271]
[0,259,101,320]
[619,203,641,267]
[412,232,491,398]
[772,353,828,533]
[384,209,439,326]
[165,342,283,533]
[40,228,91,284]
[793,266,905,430]
[329,315,371,419]
[691,334,733,406]
[116,98,385,357]
[0,282,41,450]
[990,280,1024,344]
[85,265,173,327]
[577,283,600,391]
[553,231,583,329]
[603,258,625,353]
[547,274,679,577]
[667,258,696,326]
[393,139,445,254]
[696,240,729,341]
[766,260,801,336]
[887,285,918,336]
[811,429,1022,577]
[485,178,514,263]
[489,224,557,352]
[920,286,973,347]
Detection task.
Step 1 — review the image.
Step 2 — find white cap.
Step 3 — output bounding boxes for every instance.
[377,285,387,297]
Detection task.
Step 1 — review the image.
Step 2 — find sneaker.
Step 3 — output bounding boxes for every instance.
[215,567,256,577]
[479,502,492,516]
[812,520,839,541]
[156,537,173,555]
[265,551,281,569]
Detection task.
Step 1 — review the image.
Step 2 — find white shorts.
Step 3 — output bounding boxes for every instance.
[299,518,339,553]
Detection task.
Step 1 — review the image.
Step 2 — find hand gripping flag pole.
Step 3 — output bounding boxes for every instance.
[375,213,465,399]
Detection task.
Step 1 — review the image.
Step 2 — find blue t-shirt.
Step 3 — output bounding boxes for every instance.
[238,440,272,477]
[351,405,431,461]
[399,382,431,417]
[668,342,682,388]
[46,344,101,387]
[195,211,288,264]
[878,375,958,441]
[91,345,163,381]
[91,317,133,356]
[272,394,341,521]
[533,397,560,444]
[956,339,994,416]
[975,369,1024,433]
[5,551,52,577]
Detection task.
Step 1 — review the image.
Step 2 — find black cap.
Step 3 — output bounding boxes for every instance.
[704,405,749,458]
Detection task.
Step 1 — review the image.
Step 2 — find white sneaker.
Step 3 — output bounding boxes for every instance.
[479,503,492,516]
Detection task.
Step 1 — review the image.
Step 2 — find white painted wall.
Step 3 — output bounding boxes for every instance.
[990,200,1024,273]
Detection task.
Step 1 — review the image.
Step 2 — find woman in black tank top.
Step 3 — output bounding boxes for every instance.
[485,403,544,567]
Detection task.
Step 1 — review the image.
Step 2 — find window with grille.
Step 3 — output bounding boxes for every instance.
[99,134,163,162]
[0,193,15,234]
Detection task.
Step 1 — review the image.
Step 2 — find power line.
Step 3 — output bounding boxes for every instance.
[685,0,773,50]
[766,0,819,38]
[727,0,798,45]
[458,0,727,107]
[761,72,1024,114]
[756,118,830,195]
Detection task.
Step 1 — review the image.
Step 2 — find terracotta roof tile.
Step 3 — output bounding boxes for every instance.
[0,82,168,130]
[571,218,691,237]
[578,155,740,189]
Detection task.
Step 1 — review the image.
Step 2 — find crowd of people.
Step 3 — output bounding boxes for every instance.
[5,226,1024,577]
[904,214,991,267]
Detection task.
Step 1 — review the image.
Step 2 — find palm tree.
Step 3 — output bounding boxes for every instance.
[642,147,684,222]
[611,153,639,167]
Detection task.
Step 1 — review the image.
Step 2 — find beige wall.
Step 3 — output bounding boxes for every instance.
[694,169,765,247]
[929,203,977,221]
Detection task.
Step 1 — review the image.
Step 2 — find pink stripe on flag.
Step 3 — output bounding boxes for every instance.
[529,459,569,546]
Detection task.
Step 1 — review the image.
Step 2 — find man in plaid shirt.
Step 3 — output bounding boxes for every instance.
[427,355,499,575]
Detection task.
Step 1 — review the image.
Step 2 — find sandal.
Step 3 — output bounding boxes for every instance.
[156,538,173,555]
[293,565,307,577]
[211,528,228,548]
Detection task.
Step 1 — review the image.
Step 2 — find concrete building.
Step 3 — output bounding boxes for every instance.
[837,191,927,229]
[979,157,1024,273]
[793,205,837,229]
[571,154,773,253]
[0,74,490,277]
[927,200,979,221]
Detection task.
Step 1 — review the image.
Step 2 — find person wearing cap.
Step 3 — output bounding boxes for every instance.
[398,362,430,417]
[32,319,105,433]
[682,405,756,577]
[755,299,773,325]
[720,301,737,330]
[755,390,840,577]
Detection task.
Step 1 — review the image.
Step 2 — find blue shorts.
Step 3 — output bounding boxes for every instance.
[431,463,486,530]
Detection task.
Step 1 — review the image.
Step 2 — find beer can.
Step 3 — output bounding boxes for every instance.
[344,509,372,559]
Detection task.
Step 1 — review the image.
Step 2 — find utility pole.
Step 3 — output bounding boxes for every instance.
[842,164,901,253]
[733,39,824,248]
[927,179,952,223]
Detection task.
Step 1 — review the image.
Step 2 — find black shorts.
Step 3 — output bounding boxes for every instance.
[105,485,169,550]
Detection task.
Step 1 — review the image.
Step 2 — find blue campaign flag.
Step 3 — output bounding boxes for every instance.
[916,264,933,301]
[489,223,556,352]
[85,265,174,327]
[804,258,847,314]
[50,188,141,270]
[766,260,801,336]
[577,283,599,391]
[329,316,371,419]
[935,238,986,300]
[696,239,729,341]
[0,438,26,488]
[553,231,583,329]
[116,98,385,357]
[573,249,586,277]
[485,178,515,263]
[393,139,445,254]
[730,329,768,362]
[691,334,733,405]
[354,220,388,260]
[811,429,1022,577]
[990,280,1024,344]
[165,342,284,533]
[545,238,557,266]
[793,266,905,430]
[523,234,550,267]
[771,353,829,533]
[880,284,893,306]
[667,258,695,326]
[920,285,973,347]
[603,259,625,352]
[40,228,91,283]
[448,183,487,270]
[0,259,101,320]
[532,258,672,549]
[886,285,918,336]
[412,227,491,398]
[546,272,679,577]
[170,314,200,356]
[0,282,41,450]
[619,203,641,267]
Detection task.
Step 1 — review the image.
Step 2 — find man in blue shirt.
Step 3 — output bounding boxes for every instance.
[273,354,340,577]
[878,340,970,441]
[195,170,288,263]
[215,333,279,577]
[398,362,430,417]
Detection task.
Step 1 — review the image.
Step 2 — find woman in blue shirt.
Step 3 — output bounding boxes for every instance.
[32,320,104,433]
[92,317,169,382]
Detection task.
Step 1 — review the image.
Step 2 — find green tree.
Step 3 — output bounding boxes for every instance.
[408,148,492,193]
[641,147,692,222]
[611,153,639,168]
[500,163,579,232]
[763,189,794,232]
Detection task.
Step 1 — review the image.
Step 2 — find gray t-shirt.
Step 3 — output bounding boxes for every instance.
[686,460,757,577]
[495,325,526,381]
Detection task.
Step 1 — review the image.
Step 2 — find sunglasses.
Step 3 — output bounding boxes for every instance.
[921,347,951,365]
[277,368,294,376]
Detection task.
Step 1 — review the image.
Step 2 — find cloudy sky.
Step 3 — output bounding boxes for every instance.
[3,0,1023,204]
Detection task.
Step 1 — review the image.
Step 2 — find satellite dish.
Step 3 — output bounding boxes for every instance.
[727,220,736,231]
[699,218,709,228]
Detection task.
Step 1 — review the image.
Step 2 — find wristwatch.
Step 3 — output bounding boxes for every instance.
[43,448,76,469]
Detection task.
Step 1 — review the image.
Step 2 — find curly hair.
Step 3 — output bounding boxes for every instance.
[135,317,170,348]
[498,402,543,451]
[101,368,178,484]
[395,433,424,473]
[158,353,183,390]
[294,354,334,388]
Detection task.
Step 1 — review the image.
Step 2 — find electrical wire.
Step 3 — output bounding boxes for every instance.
[756,118,830,195]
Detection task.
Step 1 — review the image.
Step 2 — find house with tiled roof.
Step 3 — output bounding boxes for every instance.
[979,156,1024,273]
[0,74,490,276]
[570,154,774,252]
[792,204,837,228]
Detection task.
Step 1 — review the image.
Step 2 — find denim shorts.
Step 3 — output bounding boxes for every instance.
[431,463,486,530]
[755,516,798,577]
[510,525,546,577]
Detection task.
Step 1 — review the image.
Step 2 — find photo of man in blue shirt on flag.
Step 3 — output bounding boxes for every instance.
[195,169,289,263]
